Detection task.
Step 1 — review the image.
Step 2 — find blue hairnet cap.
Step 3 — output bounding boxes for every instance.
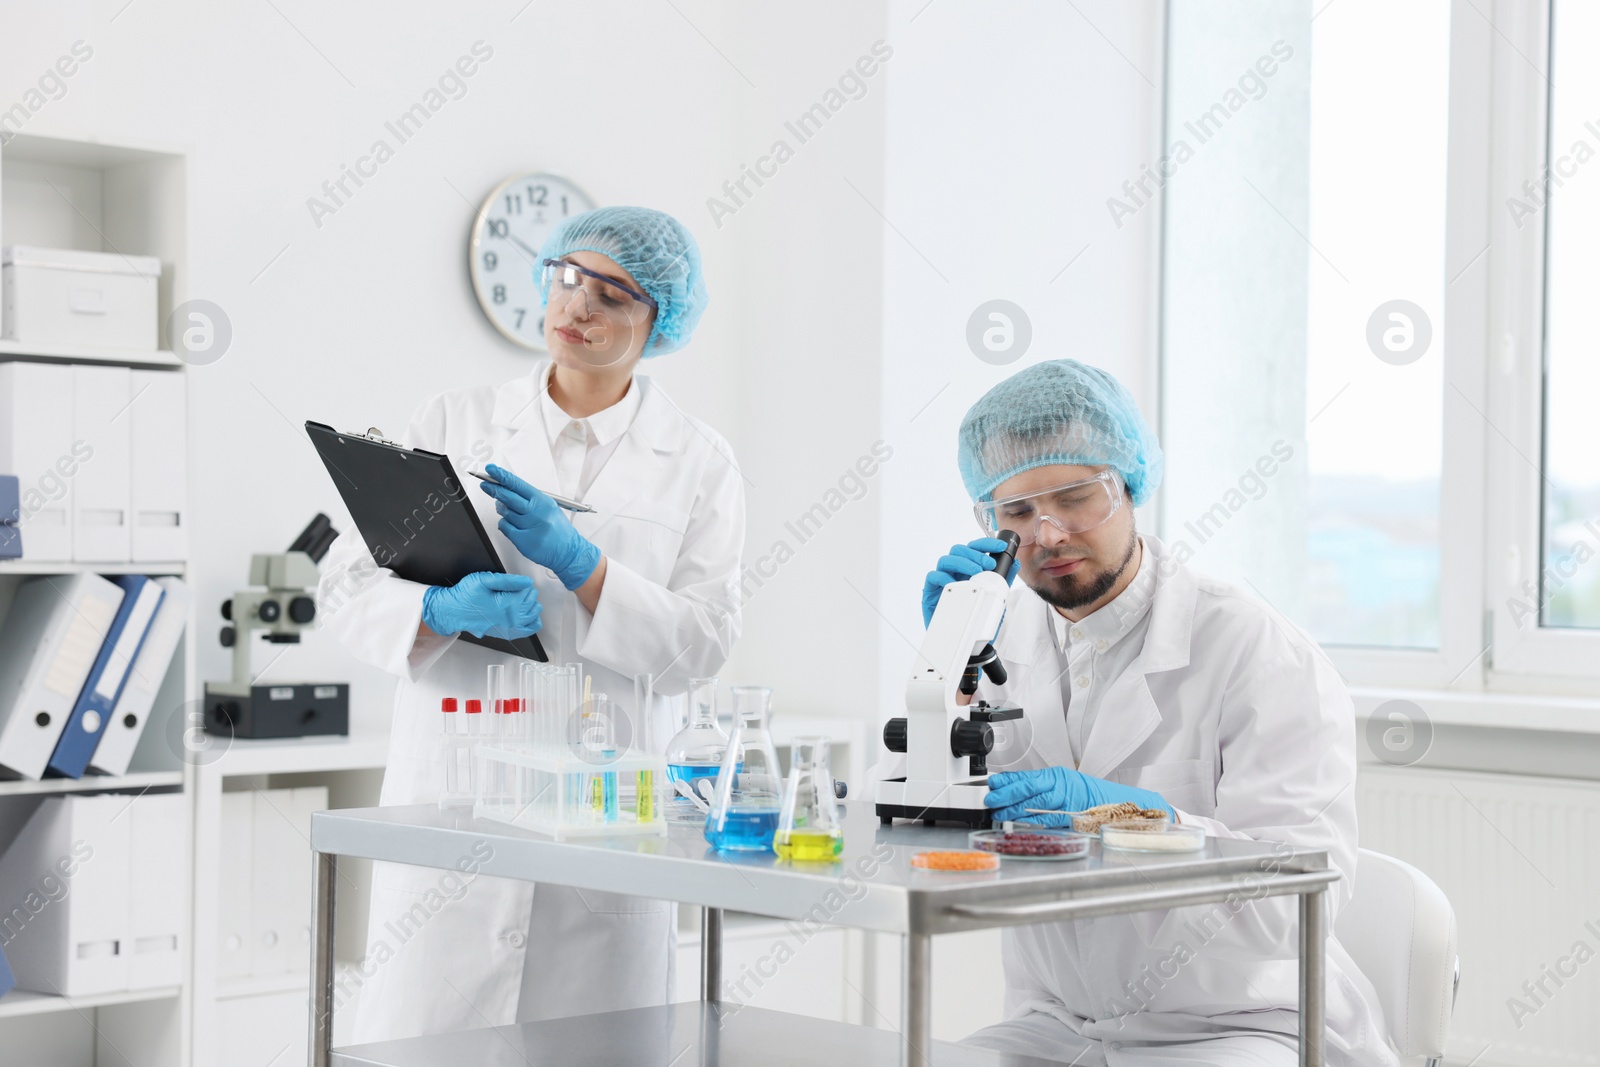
[958,359,1164,506]
[536,206,708,355]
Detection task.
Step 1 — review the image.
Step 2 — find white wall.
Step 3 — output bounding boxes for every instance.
[0,0,898,732]
[1,0,1160,744]
[876,0,1165,718]
[0,0,1166,1050]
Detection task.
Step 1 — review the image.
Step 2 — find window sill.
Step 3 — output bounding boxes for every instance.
[1349,686,1600,734]
[1350,686,1600,780]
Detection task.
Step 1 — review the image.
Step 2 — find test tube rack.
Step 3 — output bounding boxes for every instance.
[473,744,669,839]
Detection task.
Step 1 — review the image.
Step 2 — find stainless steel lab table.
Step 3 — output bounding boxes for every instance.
[309,803,1339,1067]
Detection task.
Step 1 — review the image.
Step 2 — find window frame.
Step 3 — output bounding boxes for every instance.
[1479,0,1600,689]
[1294,0,1491,691]
[1156,0,1600,693]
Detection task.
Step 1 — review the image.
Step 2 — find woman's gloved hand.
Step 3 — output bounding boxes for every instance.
[422,572,543,640]
[479,464,602,591]
[985,766,1175,826]
[922,538,1020,627]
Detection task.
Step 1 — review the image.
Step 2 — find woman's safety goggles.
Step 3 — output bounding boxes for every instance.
[541,259,657,325]
[973,469,1123,547]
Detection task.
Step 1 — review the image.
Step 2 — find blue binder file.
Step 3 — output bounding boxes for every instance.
[0,938,14,998]
[46,575,166,778]
[0,474,18,559]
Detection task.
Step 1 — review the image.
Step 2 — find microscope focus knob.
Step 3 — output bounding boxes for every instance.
[882,718,908,753]
[258,599,281,622]
[288,596,316,624]
[220,625,236,648]
[221,599,233,621]
[950,719,994,759]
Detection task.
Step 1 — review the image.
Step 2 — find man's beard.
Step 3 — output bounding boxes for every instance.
[1027,527,1138,613]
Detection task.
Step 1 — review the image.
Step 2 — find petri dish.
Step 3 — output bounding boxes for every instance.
[1069,806,1170,834]
[1099,820,1206,853]
[910,849,1001,872]
[968,828,1091,861]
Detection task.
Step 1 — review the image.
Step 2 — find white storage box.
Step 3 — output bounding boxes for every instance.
[2,245,161,350]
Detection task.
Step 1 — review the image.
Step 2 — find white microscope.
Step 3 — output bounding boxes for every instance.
[876,530,1023,827]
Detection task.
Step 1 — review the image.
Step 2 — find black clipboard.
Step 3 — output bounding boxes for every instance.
[305,421,547,662]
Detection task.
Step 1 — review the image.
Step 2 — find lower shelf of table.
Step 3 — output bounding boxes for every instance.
[330,1002,1073,1067]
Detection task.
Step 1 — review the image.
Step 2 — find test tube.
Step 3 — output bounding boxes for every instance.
[634,674,655,824]
[464,698,483,798]
[518,662,537,819]
[566,662,585,825]
[487,664,507,741]
[520,662,538,748]
[440,697,460,799]
[596,694,619,822]
[487,664,507,805]
[541,664,556,753]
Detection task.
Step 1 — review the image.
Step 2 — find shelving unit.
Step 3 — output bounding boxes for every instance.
[0,986,182,1021]
[189,732,388,1065]
[0,130,195,1067]
[0,560,187,576]
[0,338,179,367]
[0,770,182,799]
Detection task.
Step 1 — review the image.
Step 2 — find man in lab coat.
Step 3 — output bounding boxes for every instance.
[915,360,1398,1066]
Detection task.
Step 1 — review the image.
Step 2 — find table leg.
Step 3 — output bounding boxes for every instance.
[1298,887,1326,1067]
[701,906,723,1003]
[310,850,337,1067]
[901,932,932,1067]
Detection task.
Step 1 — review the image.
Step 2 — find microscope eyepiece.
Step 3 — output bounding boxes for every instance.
[989,529,1020,580]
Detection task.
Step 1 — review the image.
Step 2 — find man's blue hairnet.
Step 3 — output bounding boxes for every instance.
[958,359,1164,506]
[536,206,709,356]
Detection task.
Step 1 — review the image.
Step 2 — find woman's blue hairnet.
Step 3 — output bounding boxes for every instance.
[536,206,708,356]
[958,359,1164,506]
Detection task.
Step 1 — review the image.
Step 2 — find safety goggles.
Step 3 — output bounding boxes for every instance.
[973,469,1122,547]
[542,259,656,324]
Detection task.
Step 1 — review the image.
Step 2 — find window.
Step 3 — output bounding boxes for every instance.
[1160,0,1452,652]
[1162,0,1600,689]
[1539,0,1600,631]
[1303,0,1451,649]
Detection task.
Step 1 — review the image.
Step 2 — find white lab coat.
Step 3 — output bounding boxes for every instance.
[317,363,744,1043]
[880,535,1397,1066]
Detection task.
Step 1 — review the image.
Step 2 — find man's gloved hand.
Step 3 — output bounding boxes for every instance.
[985,766,1175,826]
[422,572,543,640]
[479,463,602,591]
[922,537,1020,627]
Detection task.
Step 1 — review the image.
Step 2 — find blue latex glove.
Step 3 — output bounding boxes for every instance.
[478,464,602,591]
[422,572,543,640]
[985,767,1175,826]
[922,538,1020,627]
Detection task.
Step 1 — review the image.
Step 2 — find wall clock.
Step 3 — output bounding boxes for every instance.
[468,173,595,350]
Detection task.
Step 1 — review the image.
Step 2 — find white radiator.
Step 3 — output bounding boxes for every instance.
[1356,765,1600,1066]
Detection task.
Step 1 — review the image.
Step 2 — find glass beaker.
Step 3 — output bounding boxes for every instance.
[775,736,843,861]
[664,677,728,820]
[703,686,783,852]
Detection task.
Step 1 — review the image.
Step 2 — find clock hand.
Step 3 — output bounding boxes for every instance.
[504,232,540,263]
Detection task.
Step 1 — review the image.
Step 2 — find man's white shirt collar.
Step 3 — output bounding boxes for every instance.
[1049,537,1155,653]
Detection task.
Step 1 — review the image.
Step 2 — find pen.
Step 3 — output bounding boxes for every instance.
[469,470,597,514]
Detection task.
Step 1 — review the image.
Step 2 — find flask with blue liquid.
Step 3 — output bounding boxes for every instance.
[664,677,728,821]
[704,687,783,852]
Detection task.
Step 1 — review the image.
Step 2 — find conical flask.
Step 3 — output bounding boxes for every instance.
[775,736,843,861]
[663,677,728,820]
[703,687,783,851]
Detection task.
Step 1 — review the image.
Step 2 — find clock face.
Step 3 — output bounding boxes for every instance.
[468,173,595,351]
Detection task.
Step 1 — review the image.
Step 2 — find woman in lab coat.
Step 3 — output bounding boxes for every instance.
[317,207,743,1043]
[900,361,1396,1065]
